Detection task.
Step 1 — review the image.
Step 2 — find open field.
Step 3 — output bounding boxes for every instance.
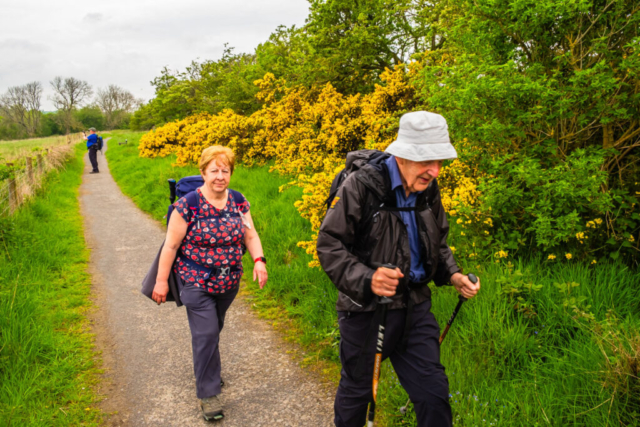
[106,132,640,426]
[0,134,84,162]
[0,144,102,425]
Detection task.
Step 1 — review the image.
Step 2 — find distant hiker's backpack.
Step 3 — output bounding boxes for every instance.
[324,149,388,212]
[97,136,104,151]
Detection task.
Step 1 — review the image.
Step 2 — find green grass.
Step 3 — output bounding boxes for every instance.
[0,144,102,425]
[106,133,640,426]
[0,134,84,162]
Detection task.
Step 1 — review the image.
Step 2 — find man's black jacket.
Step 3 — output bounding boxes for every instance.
[316,151,460,312]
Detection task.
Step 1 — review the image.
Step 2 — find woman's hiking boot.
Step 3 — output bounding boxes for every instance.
[201,395,224,421]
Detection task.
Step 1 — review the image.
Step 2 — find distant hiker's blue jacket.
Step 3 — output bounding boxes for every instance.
[86,134,98,148]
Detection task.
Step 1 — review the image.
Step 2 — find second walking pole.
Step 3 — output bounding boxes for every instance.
[399,272,479,415]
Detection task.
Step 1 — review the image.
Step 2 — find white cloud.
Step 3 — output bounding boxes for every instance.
[83,12,103,23]
[0,0,309,110]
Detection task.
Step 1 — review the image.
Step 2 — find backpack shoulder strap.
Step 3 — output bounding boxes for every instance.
[229,189,245,213]
[185,190,199,210]
[379,205,417,212]
[184,190,200,231]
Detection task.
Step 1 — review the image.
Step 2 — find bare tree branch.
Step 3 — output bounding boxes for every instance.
[95,85,138,129]
[50,76,92,135]
[0,81,43,137]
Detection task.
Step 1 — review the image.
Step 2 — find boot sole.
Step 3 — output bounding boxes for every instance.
[202,412,224,421]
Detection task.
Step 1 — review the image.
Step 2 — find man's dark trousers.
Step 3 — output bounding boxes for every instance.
[88,145,99,172]
[335,300,452,427]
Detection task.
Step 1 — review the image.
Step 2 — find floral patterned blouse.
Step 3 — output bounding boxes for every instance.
[173,188,250,293]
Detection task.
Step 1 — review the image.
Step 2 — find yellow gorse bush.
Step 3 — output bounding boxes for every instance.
[139,65,484,266]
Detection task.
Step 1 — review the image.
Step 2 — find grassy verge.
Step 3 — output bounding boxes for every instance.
[0,144,102,425]
[0,134,83,161]
[106,133,640,426]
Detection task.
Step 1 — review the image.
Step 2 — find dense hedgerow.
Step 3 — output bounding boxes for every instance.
[138,0,639,267]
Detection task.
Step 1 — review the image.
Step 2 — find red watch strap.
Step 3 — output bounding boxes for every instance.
[254,257,264,263]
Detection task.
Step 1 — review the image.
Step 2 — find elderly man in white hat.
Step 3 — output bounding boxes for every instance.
[317,111,480,427]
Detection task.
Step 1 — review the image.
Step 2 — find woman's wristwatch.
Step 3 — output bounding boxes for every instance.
[254,256,267,264]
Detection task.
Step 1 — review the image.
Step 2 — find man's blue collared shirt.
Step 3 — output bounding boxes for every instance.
[384,156,426,283]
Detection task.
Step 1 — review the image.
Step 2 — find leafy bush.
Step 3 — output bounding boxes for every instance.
[414,0,640,263]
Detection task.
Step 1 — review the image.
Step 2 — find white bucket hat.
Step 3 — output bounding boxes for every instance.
[385,111,458,161]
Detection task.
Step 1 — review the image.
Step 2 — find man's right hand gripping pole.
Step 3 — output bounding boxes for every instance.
[371,264,404,298]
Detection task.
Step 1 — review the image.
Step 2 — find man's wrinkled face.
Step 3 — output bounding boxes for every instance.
[396,157,443,194]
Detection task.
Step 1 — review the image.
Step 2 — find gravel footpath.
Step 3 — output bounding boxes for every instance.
[80,140,334,426]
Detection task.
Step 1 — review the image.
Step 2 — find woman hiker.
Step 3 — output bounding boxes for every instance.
[152,145,268,421]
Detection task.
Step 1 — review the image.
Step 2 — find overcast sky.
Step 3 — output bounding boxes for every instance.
[0,0,310,111]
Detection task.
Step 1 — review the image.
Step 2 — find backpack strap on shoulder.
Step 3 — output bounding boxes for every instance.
[185,190,199,210]
[379,205,417,212]
[229,189,245,213]
[184,191,200,231]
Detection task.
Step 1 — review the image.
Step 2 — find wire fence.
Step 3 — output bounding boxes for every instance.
[0,144,76,217]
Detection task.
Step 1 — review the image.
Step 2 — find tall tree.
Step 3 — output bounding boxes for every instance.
[305,0,442,93]
[0,81,43,137]
[95,85,139,129]
[50,77,92,136]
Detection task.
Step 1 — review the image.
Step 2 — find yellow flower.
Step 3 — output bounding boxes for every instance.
[565,253,572,260]
[460,231,466,236]
[630,235,636,243]
[548,254,556,260]
[495,250,508,258]
[484,230,489,235]
[586,221,595,228]
[594,218,603,225]
[456,218,464,224]
[450,246,456,254]
[591,259,597,265]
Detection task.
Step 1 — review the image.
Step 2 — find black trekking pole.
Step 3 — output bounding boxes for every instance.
[399,273,478,415]
[367,263,396,427]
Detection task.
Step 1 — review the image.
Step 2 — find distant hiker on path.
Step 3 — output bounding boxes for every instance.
[83,127,100,173]
[152,145,268,421]
[317,111,481,427]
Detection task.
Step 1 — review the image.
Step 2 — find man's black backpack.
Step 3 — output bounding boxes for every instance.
[96,136,104,151]
[323,149,418,228]
[324,149,389,212]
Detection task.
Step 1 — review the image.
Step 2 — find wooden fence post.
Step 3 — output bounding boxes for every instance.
[26,157,34,186]
[8,177,18,213]
[37,153,44,175]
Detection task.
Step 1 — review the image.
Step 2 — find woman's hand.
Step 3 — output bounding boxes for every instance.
[253,261,268,289]
[152,280,169,305]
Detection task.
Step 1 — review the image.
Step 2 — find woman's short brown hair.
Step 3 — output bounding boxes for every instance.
[199,145,235,174]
